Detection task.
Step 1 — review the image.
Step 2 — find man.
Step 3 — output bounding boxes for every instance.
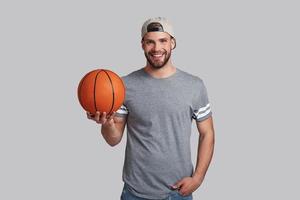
[87,17,215,200]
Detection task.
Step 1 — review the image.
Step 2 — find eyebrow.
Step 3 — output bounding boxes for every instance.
[144,37,169,41]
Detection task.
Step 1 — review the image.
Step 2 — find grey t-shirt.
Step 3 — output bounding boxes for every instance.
[116,68,212,199]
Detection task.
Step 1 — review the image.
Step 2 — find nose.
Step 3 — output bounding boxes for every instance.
[153,42,162,52]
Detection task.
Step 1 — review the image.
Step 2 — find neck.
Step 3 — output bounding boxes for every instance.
[144,61,176,79]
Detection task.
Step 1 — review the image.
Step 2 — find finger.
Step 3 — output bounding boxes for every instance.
[99,112,107,124]
[179,189,191,197]
[178,187,187,196]
[87,111,95,119]
[171,185,178,190]
[86,112,92,119]
[107,113,116,125]
[95,111,101,123]
[171,180,183,190]
[178,183,190,196]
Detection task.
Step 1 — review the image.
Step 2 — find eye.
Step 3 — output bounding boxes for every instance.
[145,40,154,45]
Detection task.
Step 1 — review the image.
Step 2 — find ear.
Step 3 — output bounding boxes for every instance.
[141,39,146,50]
[171,37,176,50]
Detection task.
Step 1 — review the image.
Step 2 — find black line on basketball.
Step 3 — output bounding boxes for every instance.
[78,70,94,110]
[94,70,102,112]
[103,70,115,115]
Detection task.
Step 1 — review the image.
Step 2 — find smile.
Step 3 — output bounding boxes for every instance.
[150,53,165,59]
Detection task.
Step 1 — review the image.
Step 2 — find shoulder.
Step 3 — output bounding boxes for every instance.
[121,68,144,84]
[176,68,205,86]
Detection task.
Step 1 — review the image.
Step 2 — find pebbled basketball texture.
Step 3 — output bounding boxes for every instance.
[77,69,125,115]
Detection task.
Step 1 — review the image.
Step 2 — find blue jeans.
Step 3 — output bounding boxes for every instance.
[120,183,193,200]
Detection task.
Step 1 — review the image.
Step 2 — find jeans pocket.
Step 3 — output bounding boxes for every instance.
[176,191,193,199]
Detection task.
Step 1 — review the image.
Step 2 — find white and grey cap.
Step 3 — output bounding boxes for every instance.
[141,17,175,38]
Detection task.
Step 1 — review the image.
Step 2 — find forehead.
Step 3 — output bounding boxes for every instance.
[143,32,171,40]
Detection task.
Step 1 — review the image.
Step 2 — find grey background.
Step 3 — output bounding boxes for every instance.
[1,0,299,199]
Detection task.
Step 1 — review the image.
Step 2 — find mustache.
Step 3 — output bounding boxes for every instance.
[148,50,167,55]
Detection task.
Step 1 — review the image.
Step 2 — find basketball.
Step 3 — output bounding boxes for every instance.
[77,69,125,115]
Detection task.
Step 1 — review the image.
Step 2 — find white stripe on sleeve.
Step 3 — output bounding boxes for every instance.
[193,103,211,120]
[116,105,129,115]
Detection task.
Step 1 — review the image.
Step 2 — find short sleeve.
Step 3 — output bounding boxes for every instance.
[115,104,129,118]
[192,79,212,122]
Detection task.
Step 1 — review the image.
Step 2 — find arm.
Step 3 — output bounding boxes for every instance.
[101,115,127,146]
[172,116,215,196]
[87,111,127,147]
[192,116,215,182]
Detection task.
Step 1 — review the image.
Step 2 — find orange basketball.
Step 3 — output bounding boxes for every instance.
[77,69,125,115]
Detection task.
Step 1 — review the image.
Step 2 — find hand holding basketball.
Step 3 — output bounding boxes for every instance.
[86,111,116,125]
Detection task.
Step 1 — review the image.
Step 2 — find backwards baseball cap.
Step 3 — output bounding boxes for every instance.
[141,17,175,39]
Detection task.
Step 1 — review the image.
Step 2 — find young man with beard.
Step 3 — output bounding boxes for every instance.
[87,17,215,200]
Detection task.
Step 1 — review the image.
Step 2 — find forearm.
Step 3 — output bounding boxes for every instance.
[192,131,215,181]
[101,123,122,146]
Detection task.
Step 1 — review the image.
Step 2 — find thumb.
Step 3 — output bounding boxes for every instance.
[171,179,184,189]
[108,117,115,125]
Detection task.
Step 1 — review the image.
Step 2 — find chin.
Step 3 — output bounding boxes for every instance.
[151,64,165,69]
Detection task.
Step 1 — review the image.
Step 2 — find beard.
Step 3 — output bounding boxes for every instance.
[144,49,171,69]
